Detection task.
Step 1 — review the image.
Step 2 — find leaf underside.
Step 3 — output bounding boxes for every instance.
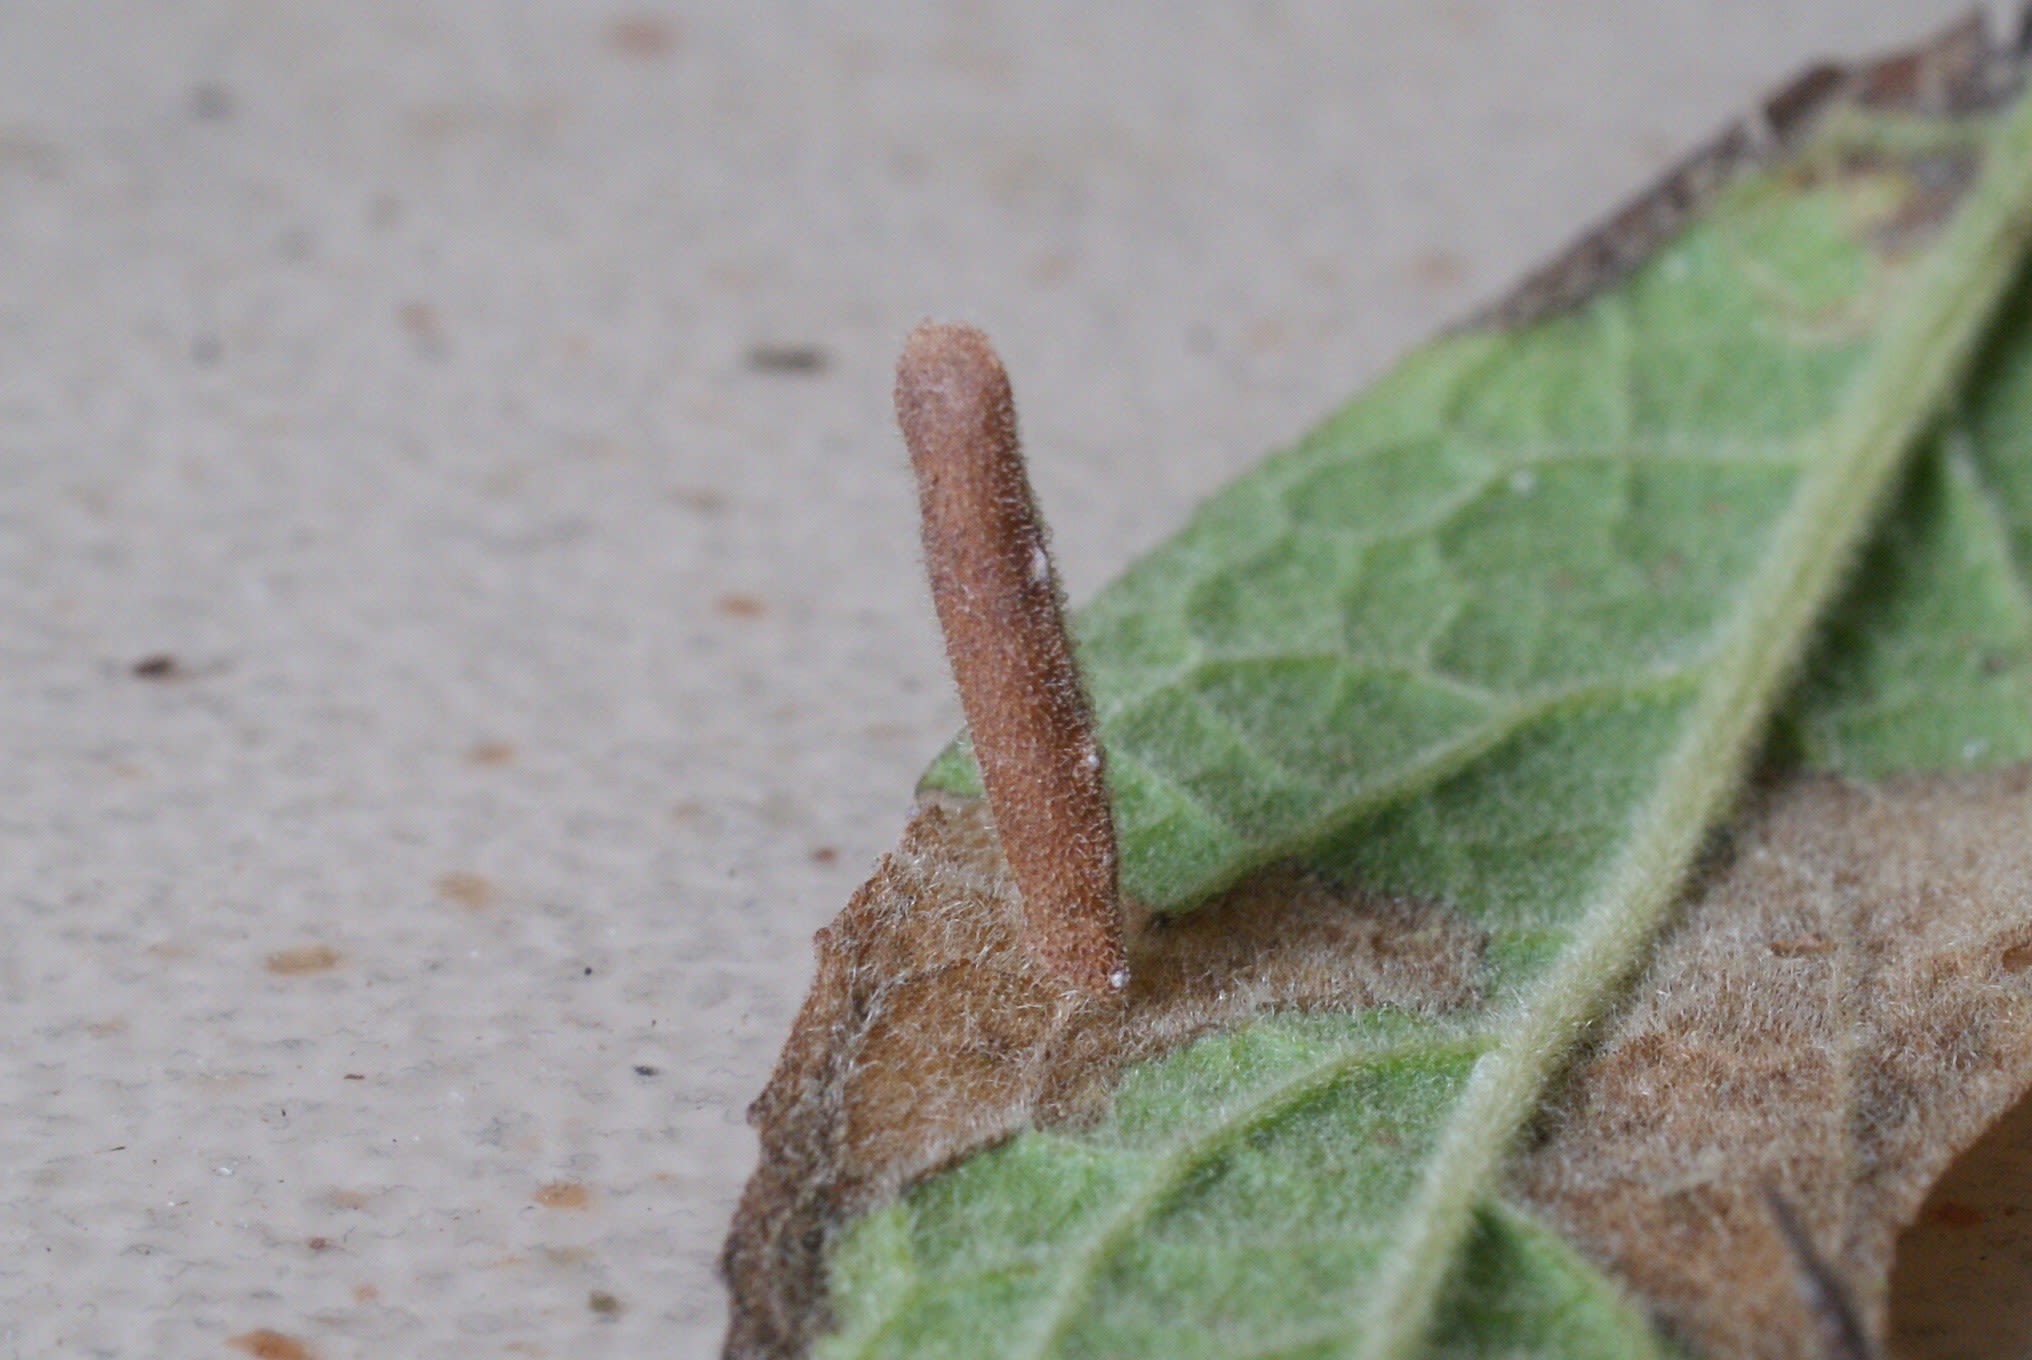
[726,17,2032,1360]
[1510,767,2032,1357]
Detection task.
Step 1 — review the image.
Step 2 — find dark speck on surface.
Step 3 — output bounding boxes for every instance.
[189,83,234,121]
[608,15,677,59]
[397,301,447,357]
[633,1064,660,1077]
[746,343,828,375]
[131,653,181,680]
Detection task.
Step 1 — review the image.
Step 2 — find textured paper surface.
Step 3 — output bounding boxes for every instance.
[0,2,1989,1355]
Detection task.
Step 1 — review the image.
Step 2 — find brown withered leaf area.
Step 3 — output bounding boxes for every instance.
[1509,767,2032,1360]
[720,795,1485,1360]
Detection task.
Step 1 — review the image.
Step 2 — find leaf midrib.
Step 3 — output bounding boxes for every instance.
[1349,86,2032,1360]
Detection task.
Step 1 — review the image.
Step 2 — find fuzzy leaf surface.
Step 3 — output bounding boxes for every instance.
[792,42,2032,1360]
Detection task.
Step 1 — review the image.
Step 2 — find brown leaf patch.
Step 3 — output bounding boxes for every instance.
[720,795,1484,1360]
[1509,767,2032,1359]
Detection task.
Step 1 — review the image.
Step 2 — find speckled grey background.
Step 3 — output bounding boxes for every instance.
[0,2,1984,1356]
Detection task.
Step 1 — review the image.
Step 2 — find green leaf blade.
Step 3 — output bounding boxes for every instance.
[1426,1203,1673,1360]
[927,112,2008,917]
[816,1017,1489,1360]
[835,54,2032,1360]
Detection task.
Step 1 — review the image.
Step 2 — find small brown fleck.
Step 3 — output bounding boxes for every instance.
[397,301,445,354]
[86,1017,128,1038]
[132,653,181,680]
[227,1331,317,1360]
[535,1182,591,1210]
[306,1236,333,1252]
[1030,250,1075,285]
[608,15,677,59]
[435,871,496,911]
[1242,318,1288,353]
[266,945,342,976]
[466,740,517,767]
[341,1073,365,1082]
[674,486,728,513]
[1769,931,1834,957]
[746,343,829,375]
[717,593,768,620]
[810,846,839,866]
[1411,249,1468,291]
[588,1291,624,1317]
[352,1284,378,1304]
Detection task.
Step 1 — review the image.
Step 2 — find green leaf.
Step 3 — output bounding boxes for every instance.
[1786,274,2032,776]
[818,1017,1671,1360]
[1426,1202,1672,1360]
[808,53,2032,1360]
[922,111,2025,916]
